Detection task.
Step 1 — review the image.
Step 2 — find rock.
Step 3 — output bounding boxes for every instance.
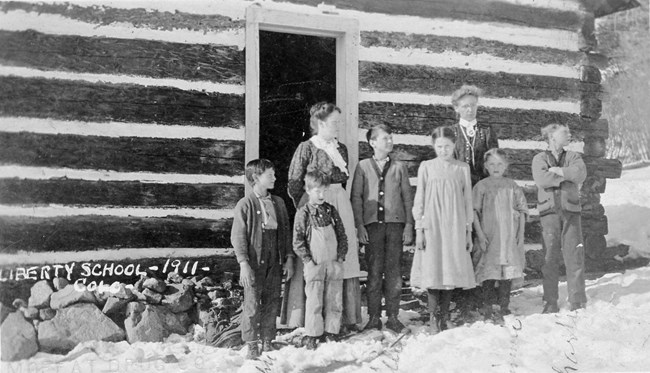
[32,320,40,329]
[167,271,183,284]
[176,312,193,330]
[102,297,129,316]
[12,299,27,309]
[22,307,39,320]
[28,280,54,309]
[134,277,145,292]
[207,288,229,301]
[125,302,146,317]
[38,303,125,353]
[1,312,38,361]
[130,288,147,302]
[0,302,14,325]
[143,278,166,293]
[53,277,69,291]
[112,283,135,300]
[162,284,194,313]
[94,290,110,307]
[39,308,56,321]
[142,288,163,304]
[50,284,97,309]
[181,278,194,287]
[124,304,187,343]
[198,309,212,328]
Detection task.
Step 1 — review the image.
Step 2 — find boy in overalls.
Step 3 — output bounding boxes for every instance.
[293,170,348,349]
[231,159,294,359]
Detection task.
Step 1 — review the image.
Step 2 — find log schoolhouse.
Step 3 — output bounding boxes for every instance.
[0,0,638,297]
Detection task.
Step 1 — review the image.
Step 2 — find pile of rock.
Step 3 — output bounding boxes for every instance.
[1,271,243,362]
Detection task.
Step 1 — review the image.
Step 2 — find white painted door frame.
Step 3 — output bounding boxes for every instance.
[245,6,359,194]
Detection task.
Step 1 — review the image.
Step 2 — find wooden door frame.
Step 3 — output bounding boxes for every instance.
[245,6,359,195]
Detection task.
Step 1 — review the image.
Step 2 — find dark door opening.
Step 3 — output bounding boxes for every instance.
[259,31,336,221]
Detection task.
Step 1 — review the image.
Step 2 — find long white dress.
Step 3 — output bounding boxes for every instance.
[410,158,476,290]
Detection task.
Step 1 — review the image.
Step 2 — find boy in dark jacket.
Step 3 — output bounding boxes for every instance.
[350,124,413,333]
[532,124,587,313]
[231,159,294,359]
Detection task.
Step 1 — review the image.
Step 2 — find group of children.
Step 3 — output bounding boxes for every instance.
[231,87,586,358]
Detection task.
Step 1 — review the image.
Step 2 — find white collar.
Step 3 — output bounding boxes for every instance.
[459,118,477,129]
[310,135,338,149]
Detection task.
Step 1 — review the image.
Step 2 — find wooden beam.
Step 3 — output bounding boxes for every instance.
[0,216,233,252]
[361,31,586,68]
[0,132,245,176]
[359,102,609,140]
[279,0,584,31]
[0,30,245,84]
[0,2,245,33]
[359,62,598,102]
[0,76,245,127]
[0,179,244,209]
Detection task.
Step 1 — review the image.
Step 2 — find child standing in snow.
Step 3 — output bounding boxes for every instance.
[411,126,476,333]
[231,159,295,359]
[293,170,348,349]
[472,149,528,321]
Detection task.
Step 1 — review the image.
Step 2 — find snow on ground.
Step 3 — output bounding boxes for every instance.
[601,165,650,259]
[4,266,650,373]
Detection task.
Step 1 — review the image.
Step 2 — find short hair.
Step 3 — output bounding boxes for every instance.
[245,158,274,186]
[309,101,341,135]
[366,124,392,142]
[483,148,509,164]
[451,85,483,107]
[304,170,331,190]
[431,126,457,144]
[541,123,570,142]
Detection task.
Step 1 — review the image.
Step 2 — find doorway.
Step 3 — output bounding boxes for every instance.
[245,7,360,200]
[259,31,336,219]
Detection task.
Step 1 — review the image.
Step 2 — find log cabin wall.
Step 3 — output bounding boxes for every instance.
[0,0,622,295]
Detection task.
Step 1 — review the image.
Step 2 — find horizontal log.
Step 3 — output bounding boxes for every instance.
[0,30,245,84]
[358,102,609,141]
[584,157,622,179]
[0,2,245,33]
[285,0,583,31]
[0,76,245,127]
[0,179,244,209]
[582,215,608,236]
[361,31,585,68]
[0,216,233,253]
[0,132,245,176]
[359,62,599,102]
[583,136,607,157]
[580,93,602,120]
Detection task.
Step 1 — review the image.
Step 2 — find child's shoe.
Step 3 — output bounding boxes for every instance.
[245,341,260,359]
[261,339,276,352]
[364,315,383,331]
[542,301,559,314]
[569,302,584,311]
[385,316,407,333]
[322,332,339,343]
[304,336,318,350]
[428,314,440,334]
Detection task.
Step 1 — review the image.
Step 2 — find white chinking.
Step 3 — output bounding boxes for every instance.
[0,165,245,184]
[0,66,245,95]
[359,47,580,79]
[0,117,245,141]
[0,205,235,220]
[0,247,235,265]
[359,91,580,114]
